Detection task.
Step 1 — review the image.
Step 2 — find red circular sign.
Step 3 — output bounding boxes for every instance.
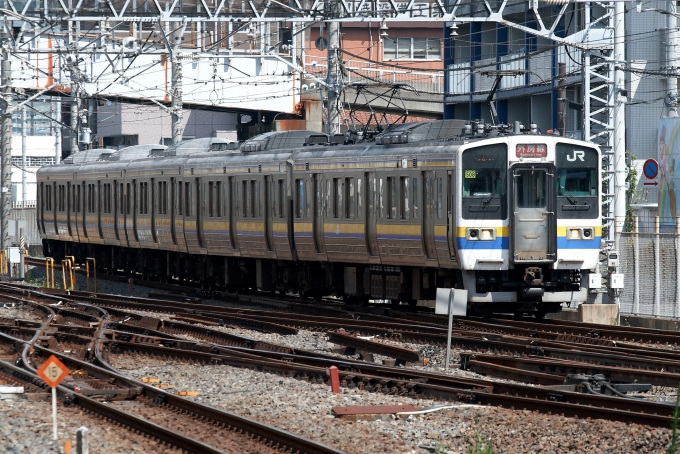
[643,159,658,179]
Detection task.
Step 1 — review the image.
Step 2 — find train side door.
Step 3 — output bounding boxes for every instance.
[67,182,73,237]
[511,165,555,262]
[196,177,205,249]
[447,170,457,261]
[365,172,378,256]
[313,173,325,254]
[264,175,274,252]
[170,178,177,245]
[422,171,436,259]
[228,177,238,250]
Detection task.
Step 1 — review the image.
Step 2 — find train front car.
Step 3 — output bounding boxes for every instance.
[457,136,601,316]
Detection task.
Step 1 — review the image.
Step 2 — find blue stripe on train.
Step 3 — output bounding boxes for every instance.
[457,237,509,250]
[557,237,602,249]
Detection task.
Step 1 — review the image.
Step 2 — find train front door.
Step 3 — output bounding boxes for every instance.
[511,166,555,263]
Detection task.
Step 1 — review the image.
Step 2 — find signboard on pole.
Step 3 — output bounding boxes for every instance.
[36,355,70,441]
[36,355,69,388]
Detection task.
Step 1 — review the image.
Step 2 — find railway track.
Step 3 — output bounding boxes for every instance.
[0,284,678,431]
[0,290,346,454]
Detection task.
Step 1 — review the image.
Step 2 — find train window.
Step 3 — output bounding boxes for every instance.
[126,183,131,215]
[333,178,342,218]
[58,185,65,212]
[256,181,261,218]
[178,182,183,215]
[305,179,312,218]
[516,169,546,208]
[379,178,385,217]
[250,180,257,218]
[462,144,508,220]
[45,184,51,211]
[345,178,354,219]
[243,181,250,218]
[400,177,410,220]
[295,179,304,218]
[216,182,222,217]
[356,179,362,217]
[387,177,397,219]
[209,182,214,217]
[437,178,442,218]
[325,180,331,217]
[77,185,81,213]
[278,180,285,218]
[555,144,598,197]
[185,182,191,216]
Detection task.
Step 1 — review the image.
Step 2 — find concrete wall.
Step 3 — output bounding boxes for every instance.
[97,103,238,145]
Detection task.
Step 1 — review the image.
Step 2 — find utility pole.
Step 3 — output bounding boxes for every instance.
[558,62,566,137]
[54,97,61,164]
[171,22,187,145]
[21,107,26,203]
[326,0,341,135]
[1,30,12,251]
[666,0,678,117]
[614,1,626,236]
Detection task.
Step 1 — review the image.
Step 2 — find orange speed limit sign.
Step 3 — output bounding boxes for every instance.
[36,355,70,388]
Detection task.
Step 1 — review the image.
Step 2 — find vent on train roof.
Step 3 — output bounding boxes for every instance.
[107,144,168,161]
[62,148,118,164]
[165,138,237,156]
[375,119,468,145]
[241,130,321,152]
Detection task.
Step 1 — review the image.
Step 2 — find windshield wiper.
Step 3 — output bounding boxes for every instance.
[560,186,578,205]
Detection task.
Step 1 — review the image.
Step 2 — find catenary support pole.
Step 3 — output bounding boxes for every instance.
[54,97,61,164]
[21,107,26,203]
[655,216,660,316]
[558,62,566,137]
[667,0,678,117]
[634,216,639,314]
[1,31,13,251]
[171,22,187,145]
[613,0,626,313]
[326,0,341,135]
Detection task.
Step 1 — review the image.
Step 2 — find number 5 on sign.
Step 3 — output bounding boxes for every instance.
[36,355,70,441]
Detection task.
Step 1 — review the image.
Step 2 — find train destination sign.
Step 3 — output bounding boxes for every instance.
[516,143,547,158]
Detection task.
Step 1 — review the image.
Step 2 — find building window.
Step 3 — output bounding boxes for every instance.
[12,157,56,167]
[384,38,441,60]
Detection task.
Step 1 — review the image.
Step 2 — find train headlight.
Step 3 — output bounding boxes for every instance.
[467,228,495,241]
[569,228,582,239]
[567,228,594,240]
[480,228,495,240]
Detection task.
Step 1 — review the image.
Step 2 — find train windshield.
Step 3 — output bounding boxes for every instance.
[555,144,599,218]
[462,144,507,220]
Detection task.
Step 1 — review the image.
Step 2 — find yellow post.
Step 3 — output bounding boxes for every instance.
[61,260,74,290]
[64,256,76,288]
[85,257,96,293]
[45,258,54,289]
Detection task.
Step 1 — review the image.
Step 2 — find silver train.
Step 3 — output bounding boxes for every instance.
[37,120,602,315]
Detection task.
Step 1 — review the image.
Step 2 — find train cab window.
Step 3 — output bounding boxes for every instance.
[295,179,305,218]
[345,178,355,219]
[387,177,397,219]
[278,180,285,218]
[400,177,410,220]
[462,144,508,220]
[555,144,599,219]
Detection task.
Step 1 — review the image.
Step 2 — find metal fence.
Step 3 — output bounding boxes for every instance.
[618,216,680,317]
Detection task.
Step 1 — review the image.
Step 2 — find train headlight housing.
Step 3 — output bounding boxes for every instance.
[569,228,582,239]
[567,227,595,240]
[466,228,495,241]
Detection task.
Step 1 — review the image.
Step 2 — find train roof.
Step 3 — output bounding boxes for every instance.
[104,144,168,161]
[62,148,118,164]
[165,137,238,156]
